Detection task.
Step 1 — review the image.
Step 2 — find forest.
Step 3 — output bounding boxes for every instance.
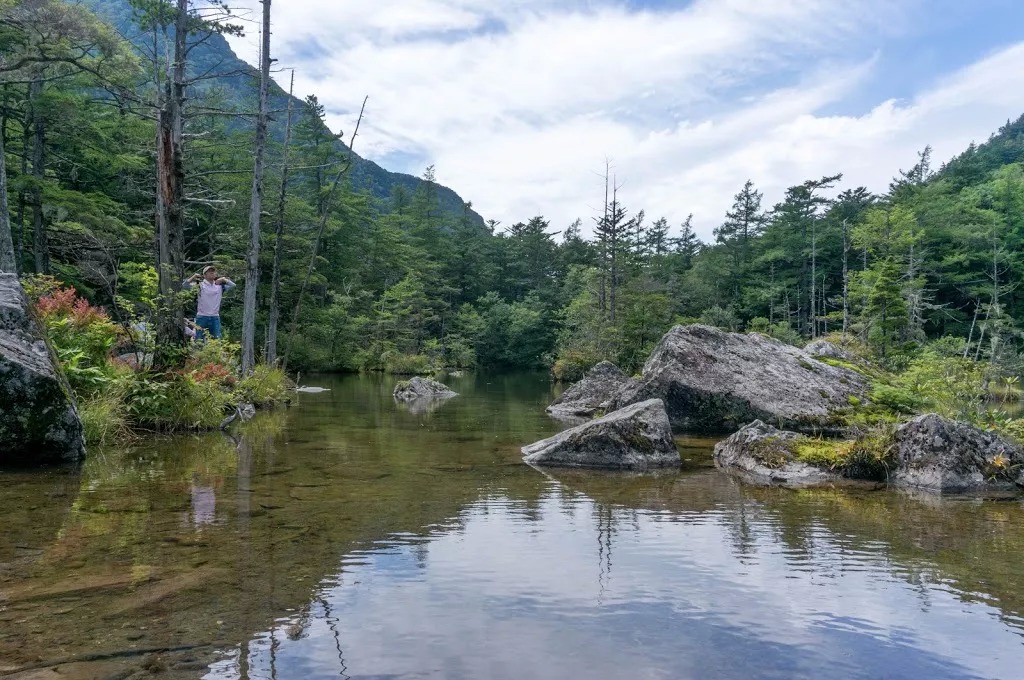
[3,0,1024,443]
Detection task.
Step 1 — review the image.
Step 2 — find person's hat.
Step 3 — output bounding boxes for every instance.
[202,265,217,275]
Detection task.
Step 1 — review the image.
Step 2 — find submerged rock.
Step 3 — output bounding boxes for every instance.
[892,414,1024,493]
[713,420,843,487]
[0,273,85,466]
[522,398,680,470]
[393,376,458,402]
[546,360,637,418]
[611,324,867,433]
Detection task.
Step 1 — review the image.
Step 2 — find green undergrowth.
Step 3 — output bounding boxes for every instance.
[754,428,898,481]
[816,336,1024,444]
[27,280,291,446]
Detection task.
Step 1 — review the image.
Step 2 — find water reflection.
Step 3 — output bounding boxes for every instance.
[207,482,1018,680]
[1,373,1023,680]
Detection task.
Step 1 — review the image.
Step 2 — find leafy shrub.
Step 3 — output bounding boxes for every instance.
[34,285,120,369]
[125,372,233,431]
[869,384,924,415]
[551,348,603,382]
[187,338,240,372]
[235,365,290,405]
[748,317,803,342]
[79,385,132,446]
[698,305,740,332]
[382,352,432,375]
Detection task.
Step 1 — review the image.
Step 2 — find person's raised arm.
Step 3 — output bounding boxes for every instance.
[182,273,200,289]
[216,277,236,292]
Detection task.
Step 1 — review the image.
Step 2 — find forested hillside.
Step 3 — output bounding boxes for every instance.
[2,0,1024,384]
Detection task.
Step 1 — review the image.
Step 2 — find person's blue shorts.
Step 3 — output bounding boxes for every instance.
[195,315,222,340]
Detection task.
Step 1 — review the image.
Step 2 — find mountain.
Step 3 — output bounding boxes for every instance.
[84,0,484,225]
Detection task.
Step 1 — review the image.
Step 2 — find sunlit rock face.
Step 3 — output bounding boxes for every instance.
[612,324,866,434]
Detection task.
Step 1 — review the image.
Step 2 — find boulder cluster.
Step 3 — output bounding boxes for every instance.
[520,324,1023,495]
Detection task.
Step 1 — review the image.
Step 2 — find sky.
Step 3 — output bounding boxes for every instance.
[224,0,1024,240]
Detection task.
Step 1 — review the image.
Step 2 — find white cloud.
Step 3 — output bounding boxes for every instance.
[224,0,1024,239]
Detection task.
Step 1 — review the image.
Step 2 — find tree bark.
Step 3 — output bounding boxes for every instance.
[154,0,189,366]
[267,70,295,365]
[0,117,14,273]
[240,0,272,375]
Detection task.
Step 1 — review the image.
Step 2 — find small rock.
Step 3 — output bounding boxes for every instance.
[546,361,637,418]
[523,399,680,470]
[393,376,458,402]
[713,420,843,487]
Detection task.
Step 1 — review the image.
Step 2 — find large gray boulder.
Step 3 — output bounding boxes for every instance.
[0,274,85,466]
[393,376,457,402]
[523,399,680,470]
[547,360,637,418]
[713,420,842,487]
[611,325,867,433]
[892,414,1024,493]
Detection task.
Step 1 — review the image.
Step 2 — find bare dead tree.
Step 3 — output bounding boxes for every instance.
[240,0,272,375]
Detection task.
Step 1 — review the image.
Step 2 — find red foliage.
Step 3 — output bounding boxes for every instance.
[35,286,110,328]
[190,362,234,384]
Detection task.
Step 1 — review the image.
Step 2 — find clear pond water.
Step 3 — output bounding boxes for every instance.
[1,373,1023,680]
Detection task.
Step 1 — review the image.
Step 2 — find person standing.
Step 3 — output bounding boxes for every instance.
[182,266,235,340]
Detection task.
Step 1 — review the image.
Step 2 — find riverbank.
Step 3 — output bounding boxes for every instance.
[24,278,291,448]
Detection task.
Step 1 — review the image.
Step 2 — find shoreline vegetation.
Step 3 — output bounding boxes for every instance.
[2,1,1024,461]
[24,276,290,447]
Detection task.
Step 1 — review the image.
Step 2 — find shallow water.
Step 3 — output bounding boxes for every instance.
[2,373,1024,679]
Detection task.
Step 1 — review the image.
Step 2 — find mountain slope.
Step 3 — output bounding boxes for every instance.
[85,0,483,225]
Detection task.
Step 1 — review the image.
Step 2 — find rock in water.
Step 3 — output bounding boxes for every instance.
[0,273,85,465]
[547,360,637,418]
[611,325,866,433]
[522,399,680,470]
[393,376,458,402]
[892,414,1024,493]
[713,420,841,487]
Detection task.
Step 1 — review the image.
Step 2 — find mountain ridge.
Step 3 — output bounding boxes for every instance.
[84,0,484,226]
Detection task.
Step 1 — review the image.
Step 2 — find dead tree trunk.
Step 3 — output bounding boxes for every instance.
[0,117,14,273]
[240,0,272,375]
[154,0,189,366]
[267,70,295,365]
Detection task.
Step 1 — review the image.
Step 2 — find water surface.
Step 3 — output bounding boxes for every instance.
[1,373,1023,679]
